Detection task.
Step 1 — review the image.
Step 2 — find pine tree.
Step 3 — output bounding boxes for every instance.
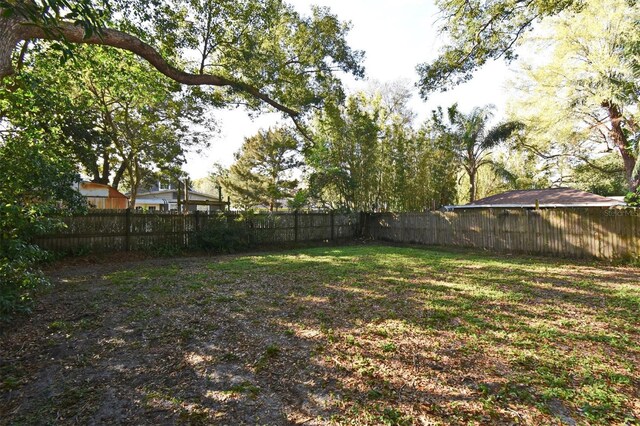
[222,128,301,211]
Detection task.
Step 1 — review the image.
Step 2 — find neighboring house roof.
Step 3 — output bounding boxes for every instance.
[135,189,219,200]
[135,189,177,198]
[133,189,228,209]
[77,182,129,209]
[135,198,170,205]
[78,182,128,199]
[608,196,626,203]
[447,188,627,210]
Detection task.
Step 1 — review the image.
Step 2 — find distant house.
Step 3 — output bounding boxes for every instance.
[76,182,128,210]
[446,188,627,210]
[251,198,289,212]
[134,181,229,212]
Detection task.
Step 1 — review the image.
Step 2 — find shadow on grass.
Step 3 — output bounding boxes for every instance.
[1,244,638,424]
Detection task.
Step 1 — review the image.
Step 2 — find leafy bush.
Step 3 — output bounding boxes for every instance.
[573,154,627,197]
[148,243,183,258]
[0,239,49,315]
[193,213,253,253]
[0,133,86,318]
[288,189,309,210]
[624,190,640,207]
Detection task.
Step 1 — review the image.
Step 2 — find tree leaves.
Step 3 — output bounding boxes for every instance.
[222,127,301,210]
[434,104,521,202]
[307,87,458,211]
[1,0,364,118]
[6,44,207,194]
[509,0,640,191]
[418,0,579,96]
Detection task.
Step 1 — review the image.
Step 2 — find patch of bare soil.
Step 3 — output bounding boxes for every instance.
[2,258,339,424]
[1,245,639,425]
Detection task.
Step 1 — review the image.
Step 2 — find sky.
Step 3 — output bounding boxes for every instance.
[183,0,516,179]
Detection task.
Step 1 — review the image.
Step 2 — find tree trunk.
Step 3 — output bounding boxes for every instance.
[469,169,477,203]
[96,147,110,185]
[92,176,109,185]
[0,13,21,78]
[89,165,102,184]
[127,162,140,210]
[184,179,190,213]
[90,150,109,184]
[604,101,640,191]
[111,160,128,190]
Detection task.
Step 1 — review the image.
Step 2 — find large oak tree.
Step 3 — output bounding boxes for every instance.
[0,0,362,315]
[5,44,208,203]
[510,0,640,191]
[0,0,364,120]
[417,0,580,96]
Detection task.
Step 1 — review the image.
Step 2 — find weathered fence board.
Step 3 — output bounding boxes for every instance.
[365,208,640,260]
[34,208,640,260]
[35,211,359,253]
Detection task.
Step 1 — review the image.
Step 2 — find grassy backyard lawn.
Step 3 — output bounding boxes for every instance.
[1,244,639,425]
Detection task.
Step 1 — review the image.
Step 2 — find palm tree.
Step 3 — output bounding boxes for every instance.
[445,105,522,203]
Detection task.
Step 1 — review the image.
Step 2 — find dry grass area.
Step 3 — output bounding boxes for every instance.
[1,244,639,425]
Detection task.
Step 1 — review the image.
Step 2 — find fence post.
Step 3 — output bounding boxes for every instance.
[330,210,335,241]
[294,210,299,242]
[193,210,200,249]
[182,212,186,248]
[125,208,131,251]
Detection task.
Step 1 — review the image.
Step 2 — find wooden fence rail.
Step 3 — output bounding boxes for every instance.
[34,210,359,253]
[364,208,640,260]
[34,208,640,260]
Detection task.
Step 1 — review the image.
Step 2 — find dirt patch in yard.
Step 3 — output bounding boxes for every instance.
[1,245,639,425]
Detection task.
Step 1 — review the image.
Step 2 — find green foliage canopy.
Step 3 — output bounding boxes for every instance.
[6,44,209,203]
[1,0,364,120]
[222,127,301,211]
[306,85,458,211]
[0,85,86,315]
[431,104,522,203]
[509,0,640,191]
[417,0,579,96]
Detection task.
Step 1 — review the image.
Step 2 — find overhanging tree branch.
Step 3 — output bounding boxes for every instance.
[0,12,300,117]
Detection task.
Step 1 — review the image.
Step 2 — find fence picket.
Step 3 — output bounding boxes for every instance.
[364,208,640,260]
[34,210,359,253]
[33,208,640,260]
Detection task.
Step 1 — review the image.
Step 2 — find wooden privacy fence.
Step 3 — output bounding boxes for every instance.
[34,207,640,259]
[365,208,640,260]
[34,210,359,253]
